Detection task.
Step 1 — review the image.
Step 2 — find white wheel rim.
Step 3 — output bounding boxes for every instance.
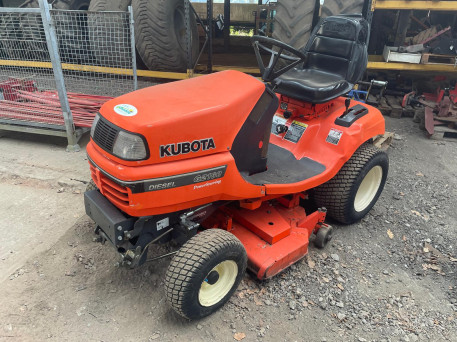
[198,260,238,307]
[354,165,383,212]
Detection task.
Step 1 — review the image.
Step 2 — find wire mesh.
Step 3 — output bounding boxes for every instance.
[0,9,64,128]
[0,6,136,131]
[51,9,135,97]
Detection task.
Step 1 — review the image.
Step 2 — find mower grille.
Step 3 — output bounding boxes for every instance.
[93,117,119,152]
[89,163,130,207]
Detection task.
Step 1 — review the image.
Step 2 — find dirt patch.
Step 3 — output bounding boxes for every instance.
[1,117,457,342]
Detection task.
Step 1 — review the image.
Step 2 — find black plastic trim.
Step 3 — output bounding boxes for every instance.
[230,85,279,175]
[88,156,227,194]
[334,104,369,127]
[242,143,326,185]
[92,113,150,161]
[84,190,136,246]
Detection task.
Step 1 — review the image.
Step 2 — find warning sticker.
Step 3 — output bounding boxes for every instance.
[284,120,308,143]
[271,115,288,135]
[326,129,343,145]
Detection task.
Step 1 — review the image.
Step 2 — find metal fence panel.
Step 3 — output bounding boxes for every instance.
[0,9,65,129]
[51,8,136,97]
[0,3,137,149]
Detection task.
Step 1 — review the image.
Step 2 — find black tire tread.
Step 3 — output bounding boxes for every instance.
[321,0,365,18]
[273,0,318,50]
[0,11,28,60]
[314,143,383,224]
[165,229,246,319]
[20,0,91,62]
[87,0,132,67]
[314,226,333,249]
[133,0,198,72]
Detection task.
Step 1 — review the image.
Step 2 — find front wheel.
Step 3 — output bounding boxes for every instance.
[314,144,389,224]
[314,225,333,249]
[165,229,247,319]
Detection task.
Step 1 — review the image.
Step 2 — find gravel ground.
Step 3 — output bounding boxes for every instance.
[1,116,456,342]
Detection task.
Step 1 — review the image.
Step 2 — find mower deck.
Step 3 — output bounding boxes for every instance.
[203,195,327,279]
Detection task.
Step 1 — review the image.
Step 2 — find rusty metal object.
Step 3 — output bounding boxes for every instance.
[403,84,457,136]
[0,78,112,127]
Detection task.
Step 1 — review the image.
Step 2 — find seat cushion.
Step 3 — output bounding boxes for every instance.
[274,68,352,104]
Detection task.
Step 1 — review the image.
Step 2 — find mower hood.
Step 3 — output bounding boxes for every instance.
[97,70,266,165]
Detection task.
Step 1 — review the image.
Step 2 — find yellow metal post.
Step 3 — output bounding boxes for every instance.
[374,1,457,11]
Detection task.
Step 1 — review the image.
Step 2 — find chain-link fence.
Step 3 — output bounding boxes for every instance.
[0,1,137,150]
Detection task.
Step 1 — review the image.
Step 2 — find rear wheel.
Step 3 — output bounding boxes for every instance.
[314,144,389,224]
[133,0,199,72]
[165,229,247,319]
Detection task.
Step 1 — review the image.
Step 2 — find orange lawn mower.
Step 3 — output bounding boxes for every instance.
[84,15,388,319]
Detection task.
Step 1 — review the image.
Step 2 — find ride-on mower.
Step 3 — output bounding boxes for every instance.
[84,15,388,319]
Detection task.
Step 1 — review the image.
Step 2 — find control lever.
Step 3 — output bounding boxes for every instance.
[344,98,351,115]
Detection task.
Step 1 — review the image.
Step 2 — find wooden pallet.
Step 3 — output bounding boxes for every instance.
[378,97,392,116]
[421,53,457,65]
[385,95,403,118]
[373,132,394,150]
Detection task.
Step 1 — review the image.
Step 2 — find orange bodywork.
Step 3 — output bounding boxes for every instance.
[88,70,385,217]
[202,194,327,279]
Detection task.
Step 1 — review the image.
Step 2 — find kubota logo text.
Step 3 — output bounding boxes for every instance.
[160,138,216,157]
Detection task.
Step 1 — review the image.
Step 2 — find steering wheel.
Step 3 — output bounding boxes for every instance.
[251,35,307,83]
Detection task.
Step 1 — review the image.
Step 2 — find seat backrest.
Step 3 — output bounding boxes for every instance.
[302,15,369,84]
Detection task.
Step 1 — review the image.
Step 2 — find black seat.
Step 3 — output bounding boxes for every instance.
[273,15,369,104]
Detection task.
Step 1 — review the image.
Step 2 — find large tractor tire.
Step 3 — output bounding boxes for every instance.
[87,0,132,67]
[0,12,26,60]
[133,0,199,72]
[0,41,7,59]
[20,0,91,62]
[314,144,389,224]
[321,0,365,18]
[273,0,320,50]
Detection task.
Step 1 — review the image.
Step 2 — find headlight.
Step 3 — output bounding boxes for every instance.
[90,113,100,138]
[113,130,148,160]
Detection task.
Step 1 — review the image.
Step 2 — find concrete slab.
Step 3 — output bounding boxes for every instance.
[0,130,90,282]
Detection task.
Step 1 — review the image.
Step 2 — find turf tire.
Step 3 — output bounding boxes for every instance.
[165,229,247,319]
[133,0,199,72]
[314,143,389,224]
[273,0,319,50]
